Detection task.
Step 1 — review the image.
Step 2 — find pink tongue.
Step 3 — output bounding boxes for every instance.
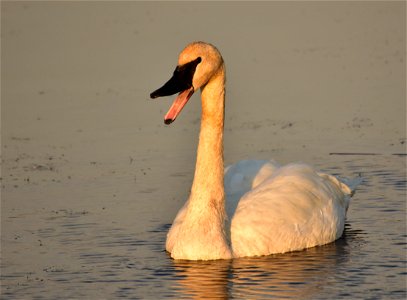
[164,88,194,124]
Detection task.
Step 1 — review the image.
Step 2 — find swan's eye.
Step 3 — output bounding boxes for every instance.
[150,56,202,99]
[174,57,202,75]
[172,57,202,88]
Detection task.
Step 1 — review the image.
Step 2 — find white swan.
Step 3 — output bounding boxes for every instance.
[150,42,360,260]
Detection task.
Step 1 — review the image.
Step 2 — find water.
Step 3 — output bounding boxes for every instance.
[2,152,406,299]
[1,2,406,299]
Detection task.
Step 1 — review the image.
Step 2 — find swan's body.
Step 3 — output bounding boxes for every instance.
[150,42,360,260]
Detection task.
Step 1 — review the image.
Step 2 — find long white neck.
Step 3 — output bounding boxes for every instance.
[190,66,225,209]
[170,65,232,260]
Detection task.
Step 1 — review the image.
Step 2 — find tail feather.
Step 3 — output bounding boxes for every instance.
[339,176,363,196]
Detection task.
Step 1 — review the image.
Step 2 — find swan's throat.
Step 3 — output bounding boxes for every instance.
[190,68,226,211]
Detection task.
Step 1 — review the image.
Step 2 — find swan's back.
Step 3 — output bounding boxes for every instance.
[228,161,354,258]
[224,160,280,218]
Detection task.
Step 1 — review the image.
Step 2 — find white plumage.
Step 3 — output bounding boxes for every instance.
[227,160,353,257]
[151,42,360,260]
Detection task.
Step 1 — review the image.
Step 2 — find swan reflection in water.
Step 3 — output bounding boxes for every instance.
[170,225,365,299]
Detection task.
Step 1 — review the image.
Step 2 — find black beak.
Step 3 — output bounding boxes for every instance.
[150,57,202,99]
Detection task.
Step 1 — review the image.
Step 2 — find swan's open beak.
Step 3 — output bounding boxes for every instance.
[150,57,201,125]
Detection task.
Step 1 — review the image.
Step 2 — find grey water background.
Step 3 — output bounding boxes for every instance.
[1,2,406,299]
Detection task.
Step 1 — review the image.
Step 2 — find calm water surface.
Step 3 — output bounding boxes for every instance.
[2,137,406,299]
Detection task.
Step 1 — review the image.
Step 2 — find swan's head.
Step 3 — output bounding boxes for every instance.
[150,42,223,124]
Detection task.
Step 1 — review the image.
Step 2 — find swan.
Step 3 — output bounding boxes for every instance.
[150,42,360,260]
